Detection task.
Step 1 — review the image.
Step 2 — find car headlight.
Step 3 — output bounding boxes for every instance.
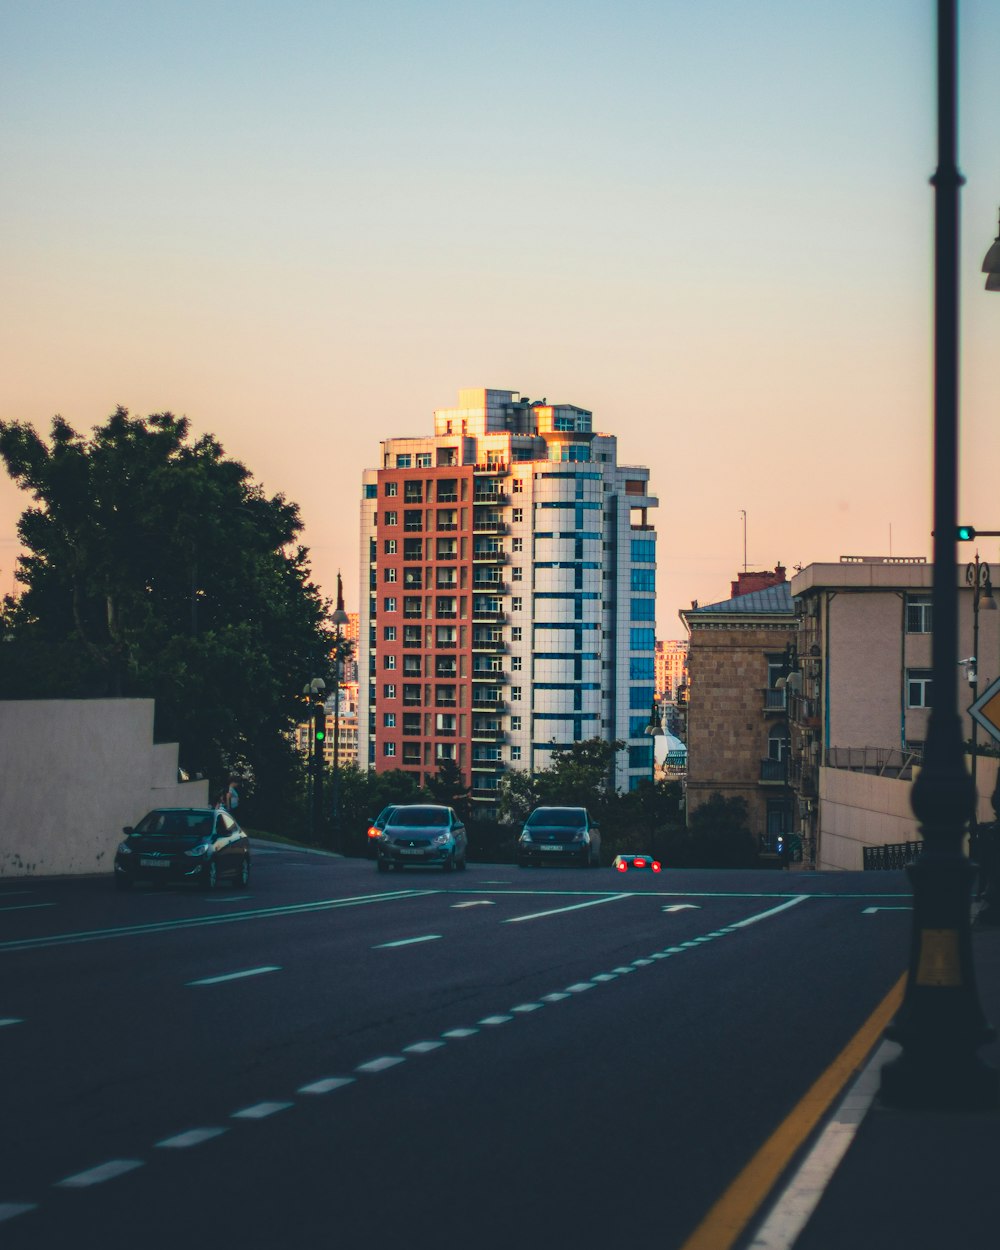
[580,831,591,844]
[117,841,133,855]
[519,831,532,844]
[184,842,212,858]
[432,833,451,846]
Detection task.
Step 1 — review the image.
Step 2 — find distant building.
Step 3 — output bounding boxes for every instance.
[655,639,688,702]
[294,681,359,770]
[680,581,797,842]
[730,564,787,600]
[358,387,659,803]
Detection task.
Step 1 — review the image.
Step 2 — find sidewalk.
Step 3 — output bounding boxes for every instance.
[780,922,1000,1250]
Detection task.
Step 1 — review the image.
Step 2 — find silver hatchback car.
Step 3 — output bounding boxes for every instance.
[375,804,468,873]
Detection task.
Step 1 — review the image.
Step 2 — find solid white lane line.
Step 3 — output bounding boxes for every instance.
[56,1160,143,1188]
[442,1028,478,1039]
[373,934,442,949]
[187,965,280,986]
[451,900,495,908]
[503,893,631,924]
[156,1128,227,1149]
[231,1101,293,1120]
[357,1056,405,1073]
[0,1203,37,1223]
[747,1041,900,1250]
[403,1041,446,1054]
[863,906,912,914]
[299,1077,356,1094]
[728,895,809,929]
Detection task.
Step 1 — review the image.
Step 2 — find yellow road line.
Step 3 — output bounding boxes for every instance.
[678,971,907,1250]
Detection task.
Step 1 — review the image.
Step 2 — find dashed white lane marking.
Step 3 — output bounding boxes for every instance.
[231,1101,293,1120]
[862,906,912,914]
[451,900,495,909]
[592,973,618,981]
[0,1203,37,1223]
[632,958,655,966]
[357,1056,406,1073]
[503,893,631,924]
[442,1027,478,1039]
[56,1160,143,1188]
[566,983,594,993]
[478,1015,513,1025]
[298,1077,356,1094]
[611,966,636,974]
[403,1041,446,1054]
[187,965,280,986]
[663,903,701,912]
[0,1018,24,1027]
[373,934,442,948]
[156,1128,227,1149]
[541,991,571,1002]
[511,1003,544,1013]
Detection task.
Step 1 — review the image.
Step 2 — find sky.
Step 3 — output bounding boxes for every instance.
[3,0,1000,639]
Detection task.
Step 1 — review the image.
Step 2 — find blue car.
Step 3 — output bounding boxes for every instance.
[375,805,468,873]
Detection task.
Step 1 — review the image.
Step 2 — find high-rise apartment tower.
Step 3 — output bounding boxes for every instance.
[358,388,658,804]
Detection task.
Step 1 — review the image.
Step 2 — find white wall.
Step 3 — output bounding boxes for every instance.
[0,699,209,878]
[816,757,998,871]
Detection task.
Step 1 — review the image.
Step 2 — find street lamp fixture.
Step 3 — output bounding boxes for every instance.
[879,0,997,1110]
[982,207,1000,290]
[645,700,664,785]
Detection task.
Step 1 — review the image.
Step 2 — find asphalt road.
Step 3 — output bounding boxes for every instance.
[0,844,912,1249]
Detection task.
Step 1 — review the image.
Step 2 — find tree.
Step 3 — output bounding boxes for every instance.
[0,408,334,823]
[686,793,758,867]
[535,738,624,809]
[425,758,472,825]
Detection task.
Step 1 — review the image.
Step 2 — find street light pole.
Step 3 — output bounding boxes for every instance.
[879,0,997,1109]
[965,554,996,849]
[302,677,326,842]
[331,571,350,851]
[645,700,664,856]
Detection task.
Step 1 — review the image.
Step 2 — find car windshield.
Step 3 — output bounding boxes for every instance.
[526,809,586,830]
[133,810,214,838]
[388,807,449,828]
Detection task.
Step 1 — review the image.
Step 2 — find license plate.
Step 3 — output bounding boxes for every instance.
[140,858,170,869]
[540,845,563,852]
[400,848,424,856]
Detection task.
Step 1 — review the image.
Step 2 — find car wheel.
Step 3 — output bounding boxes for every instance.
[114,875,132,892]
[442,853,455,873]
[457,855,467,871]
[377,858,389,873]
[202,860,218,891]
[234,856,250,889]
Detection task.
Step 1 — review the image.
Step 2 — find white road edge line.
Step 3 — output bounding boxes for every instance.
[747,1041,901,1250]
[373,934,442,949]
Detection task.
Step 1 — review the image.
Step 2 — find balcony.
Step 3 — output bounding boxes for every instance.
[436,522,458,532]
[435,551,458,561]
[472,727,505,742]
[402,726,422,736]
[472,519,509,535]
[473,609,508,623]
[434,696,458,708]
[759,758,788,785]
[471,757,504,771]
[472,580,509,594]
[435,639,457,649]
[474,462,510,475]
[762,688,787,713]
[437,492,458,503]
[472,698,507,713]
[472,668,507,682]
[403,638,423,648]
[473,549,509,564]
[472,637,506,652]
[434,727,457,737]
[473,491,510,506]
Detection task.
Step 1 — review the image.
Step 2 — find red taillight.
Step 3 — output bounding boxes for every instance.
[652,861,662,872]
[635,858,646,867]
[616,861,628,872]
[367,827,379,839]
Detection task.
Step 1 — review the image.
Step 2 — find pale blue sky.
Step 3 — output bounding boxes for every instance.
[3,1,1000,630]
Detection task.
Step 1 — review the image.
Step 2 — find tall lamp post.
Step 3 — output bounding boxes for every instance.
[330,572,350,851]
[302,676,326,841]
[965,554,997,849]
[645,701,664,855]
[879,0,997,1109]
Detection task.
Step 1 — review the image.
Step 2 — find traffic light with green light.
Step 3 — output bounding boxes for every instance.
[314,708,326,742]
[957,525,977,541]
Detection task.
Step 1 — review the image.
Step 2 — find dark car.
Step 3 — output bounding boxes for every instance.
[114,807,250,892]
[375,804,468,873]
[517,807,601,867]
[613,854,662,873]
[365,805,398,858]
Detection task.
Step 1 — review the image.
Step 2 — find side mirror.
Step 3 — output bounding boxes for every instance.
[122,826,134,837]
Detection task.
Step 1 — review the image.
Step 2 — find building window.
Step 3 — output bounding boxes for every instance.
[512,567,523,582]
[384,626,397,641]
[512,656,522,671]
[512,597,522,612]
[385,482,397,497]
[513,479,524,494]
[384,567,397,583]
[511,746,522,761]
[907,669,933,708]
[415,452,432,467]
[384,654,396,670]
[384,539,397,555]
[383,712,396,728]
[511,627,522,642]
[384,741,396,757]
[631,569,655,592]
[365,484,378,499]
[395,454,411,468]
[384,596,397,613]
[630,628,655,651]
[511,715,522,730]
[906,595,933,634]
[631,539,656,563]
[383,684,396,699]
[512,538,523,552]
[512,508,523,522]
[630,597,655,621]
[384,510,398,526]
[512,686,522,701]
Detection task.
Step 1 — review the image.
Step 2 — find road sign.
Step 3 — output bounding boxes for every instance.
[969,674,1000,744]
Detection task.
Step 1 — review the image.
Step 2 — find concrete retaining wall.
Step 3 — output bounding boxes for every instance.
[0,699,208,878]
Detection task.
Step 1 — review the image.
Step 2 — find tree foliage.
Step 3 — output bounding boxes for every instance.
[0,408,334,818]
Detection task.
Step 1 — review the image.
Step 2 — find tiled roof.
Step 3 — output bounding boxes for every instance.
[688,582,794,616]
